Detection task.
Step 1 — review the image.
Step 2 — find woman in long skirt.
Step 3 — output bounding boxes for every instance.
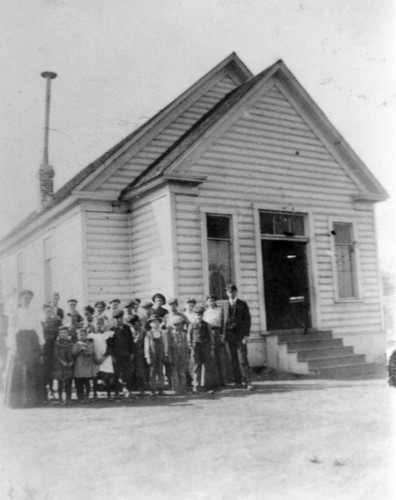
[4,289,46,408]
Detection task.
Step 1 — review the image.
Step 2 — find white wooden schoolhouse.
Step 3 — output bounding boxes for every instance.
[0,53,388,376]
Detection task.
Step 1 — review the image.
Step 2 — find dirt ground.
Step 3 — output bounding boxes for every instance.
[0,377,395,500]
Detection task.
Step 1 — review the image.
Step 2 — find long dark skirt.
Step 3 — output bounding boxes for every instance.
[4,330,45,408]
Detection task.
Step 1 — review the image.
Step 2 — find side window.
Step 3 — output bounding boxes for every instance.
[333,223,357,298]
[206,214,233,300]
[44,237,53,303]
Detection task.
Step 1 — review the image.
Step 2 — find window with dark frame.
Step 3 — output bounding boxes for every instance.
[333,222,356,298]
[259,211,305,236]
[206,214,233,300]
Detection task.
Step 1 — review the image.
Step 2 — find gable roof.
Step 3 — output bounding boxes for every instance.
[0,52,252,248]
[120,60,389,201]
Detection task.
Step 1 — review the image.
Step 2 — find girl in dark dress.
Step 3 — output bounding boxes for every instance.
[4,289,46,408]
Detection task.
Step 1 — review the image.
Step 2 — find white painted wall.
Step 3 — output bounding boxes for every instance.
[0,207,84,316]
[129,187,174,302]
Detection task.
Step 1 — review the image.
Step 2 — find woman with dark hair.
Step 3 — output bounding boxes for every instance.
[4,289,46,408]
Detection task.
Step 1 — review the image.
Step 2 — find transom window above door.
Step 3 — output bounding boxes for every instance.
[259,211,305,237]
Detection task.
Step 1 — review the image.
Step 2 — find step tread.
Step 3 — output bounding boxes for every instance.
[306,354,365,362]
[310,362,383,371]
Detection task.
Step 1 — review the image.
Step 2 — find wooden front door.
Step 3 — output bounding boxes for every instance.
[262,239,311,331]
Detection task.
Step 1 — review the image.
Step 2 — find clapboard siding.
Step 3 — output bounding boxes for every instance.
[84,208,131,303]
[129,189,174,300]
[172,84,382,343]
[97,73,239,193]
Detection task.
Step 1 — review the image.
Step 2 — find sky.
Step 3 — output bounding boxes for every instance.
[0,0,395,268]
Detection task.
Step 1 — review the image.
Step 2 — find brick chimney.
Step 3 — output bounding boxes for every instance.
[39,71,57,210]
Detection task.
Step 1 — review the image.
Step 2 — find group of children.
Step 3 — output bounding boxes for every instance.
[42,292,232,404]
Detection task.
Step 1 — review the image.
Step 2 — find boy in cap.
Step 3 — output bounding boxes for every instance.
[65,299,83,342]
[163,298,189,389]
[124,299,141,325]
[52,326,74,404]
[140,301,154,331]
[51,292,64,321]
[187,306,215,394]
[107,298,121,325]
[184,298,197,324]
[168,315,190,395]
[109,309,135,398]
[144,314,168,395]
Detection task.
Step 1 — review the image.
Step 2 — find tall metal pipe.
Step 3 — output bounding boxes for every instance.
[40,71,57,167]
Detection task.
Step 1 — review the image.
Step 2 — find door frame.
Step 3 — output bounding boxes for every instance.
[253,203,321,333]
[261,236,311,331]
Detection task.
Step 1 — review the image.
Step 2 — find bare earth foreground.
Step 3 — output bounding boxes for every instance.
[0,379,395,500]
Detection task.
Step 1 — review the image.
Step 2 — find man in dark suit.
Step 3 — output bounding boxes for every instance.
[51,292,64,321]
[223,283,253,390]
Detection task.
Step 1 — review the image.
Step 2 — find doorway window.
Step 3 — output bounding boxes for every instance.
[260,211,305,236]
[206,214,233,300]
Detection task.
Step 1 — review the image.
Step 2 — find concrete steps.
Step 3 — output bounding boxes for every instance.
[267,329,385,379]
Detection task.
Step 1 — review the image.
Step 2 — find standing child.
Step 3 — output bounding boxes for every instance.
[65,299,83,341]
[41,304,62,399]
[52,326,74,404]
[187,306,214,394]
[110,309,135,398]
[144,314,168,396]
[129,314,147,394]
[72,327,96,403]
[168,316,189,395]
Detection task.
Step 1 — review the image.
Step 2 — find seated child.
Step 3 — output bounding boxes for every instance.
[144,314,168,395]
[72,327,96,402]
[52,326,74,404]
[129,314,147,394]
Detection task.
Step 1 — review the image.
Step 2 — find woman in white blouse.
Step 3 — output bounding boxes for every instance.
[4,289,46,408]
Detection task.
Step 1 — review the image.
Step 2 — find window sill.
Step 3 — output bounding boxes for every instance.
[334,298,364,304]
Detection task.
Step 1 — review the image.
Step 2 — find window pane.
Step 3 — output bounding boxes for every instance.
[336,245,355,297]
[291,215,304,236]
[207,215,230,239]
[208,240,232,300]
[274,214,290,235]
[333,223,352,244]
[259,212,274,234]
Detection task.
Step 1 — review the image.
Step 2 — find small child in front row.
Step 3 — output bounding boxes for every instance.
[144,314,168,395]
[52,326,74,404]
[129,314,147,394]
[72,327,96,402]
[168,316,189,395]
